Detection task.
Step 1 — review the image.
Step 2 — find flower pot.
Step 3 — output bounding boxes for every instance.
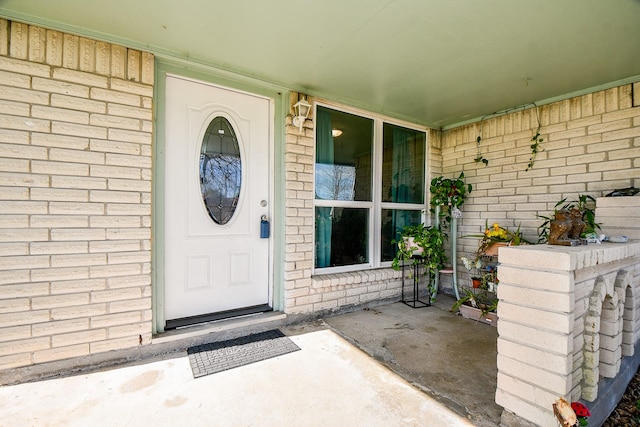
[471,277,482,288]
[458,304,498,327]
[484,242,508,257]
[402,237,424,257]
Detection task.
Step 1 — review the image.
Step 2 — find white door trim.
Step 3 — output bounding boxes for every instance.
[152,61,286,334]
[162,73,275,326]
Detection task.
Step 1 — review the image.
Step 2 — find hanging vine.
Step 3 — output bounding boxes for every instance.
[526,104,545,171]
[471,103,545,171]
[473,122,488,166]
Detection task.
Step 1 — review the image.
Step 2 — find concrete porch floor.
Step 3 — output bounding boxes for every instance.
[320,295,501,426]
[0,295,501,427]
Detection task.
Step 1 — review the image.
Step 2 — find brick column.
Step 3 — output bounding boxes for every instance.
[283,93,315,313]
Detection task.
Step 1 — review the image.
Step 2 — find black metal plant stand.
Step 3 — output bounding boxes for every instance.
[401,255,430,308]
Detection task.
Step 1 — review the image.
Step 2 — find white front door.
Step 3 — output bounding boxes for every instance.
[164,75,272,323]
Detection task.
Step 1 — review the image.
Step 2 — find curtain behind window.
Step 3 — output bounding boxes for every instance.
[391,127,413,241]
[315,108,334,268]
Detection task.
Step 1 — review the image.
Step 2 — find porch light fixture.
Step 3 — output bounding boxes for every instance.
[332,129,343,137]
[292,96,311,132]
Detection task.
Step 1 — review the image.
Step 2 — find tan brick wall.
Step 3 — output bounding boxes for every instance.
[282,93,315,313]
[440,83,640,291]
[0,19,153,370]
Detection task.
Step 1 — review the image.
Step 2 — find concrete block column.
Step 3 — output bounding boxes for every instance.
[495,241,640,426]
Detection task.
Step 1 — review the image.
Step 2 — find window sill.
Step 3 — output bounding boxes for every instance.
[311,267,401,289]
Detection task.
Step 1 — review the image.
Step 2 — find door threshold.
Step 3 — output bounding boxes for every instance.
[166,304,273,330]
[154,310,286,345]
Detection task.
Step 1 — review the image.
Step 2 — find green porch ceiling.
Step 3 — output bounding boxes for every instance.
[1,0,639,128]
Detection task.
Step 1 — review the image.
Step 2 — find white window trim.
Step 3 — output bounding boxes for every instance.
[312,101,430,276]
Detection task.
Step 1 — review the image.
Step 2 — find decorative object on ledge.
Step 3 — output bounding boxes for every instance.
[571,402,591,426]
[552,397,578,427]
[548,209,587,246]
[606,235,629,243]
[605,187,639,197]
[552,398,591,427]
[538,195,600,244]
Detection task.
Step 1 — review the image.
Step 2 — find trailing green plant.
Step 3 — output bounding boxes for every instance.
[526,130,544,171]
[526,105,544,171]
[392,224,447,274]
[429,172,472,229]
[536,194,600,243]
[392,224,447,300]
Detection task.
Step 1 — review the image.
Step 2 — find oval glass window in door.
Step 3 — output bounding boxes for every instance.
[199,116,242,225]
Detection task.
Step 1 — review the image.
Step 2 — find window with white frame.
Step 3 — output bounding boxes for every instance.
[314,104,427,273]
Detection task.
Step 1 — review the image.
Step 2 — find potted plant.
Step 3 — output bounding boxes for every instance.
[479,222,524,255]
[392,224,447,296]
[466,221,528,257]
[450,288,498,326]
[429,172,472,230]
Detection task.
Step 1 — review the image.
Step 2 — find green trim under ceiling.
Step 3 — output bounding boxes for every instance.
[443,75,640,131]
[151,58,288,334]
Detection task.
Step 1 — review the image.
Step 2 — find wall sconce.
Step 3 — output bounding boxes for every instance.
[292,97,311,132]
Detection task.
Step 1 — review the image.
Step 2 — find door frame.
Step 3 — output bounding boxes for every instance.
[152,59,287,334]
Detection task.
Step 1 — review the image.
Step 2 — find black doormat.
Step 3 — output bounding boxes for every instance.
[186,330,300,378]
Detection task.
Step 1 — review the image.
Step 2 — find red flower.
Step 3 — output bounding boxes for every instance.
[571,402,591,417]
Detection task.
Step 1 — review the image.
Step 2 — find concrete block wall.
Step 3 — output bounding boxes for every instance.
[596,195,640,239]
[0,20,154,370]
[578,270,633,401]
[495,242,640,426]
[440,83,640,291]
